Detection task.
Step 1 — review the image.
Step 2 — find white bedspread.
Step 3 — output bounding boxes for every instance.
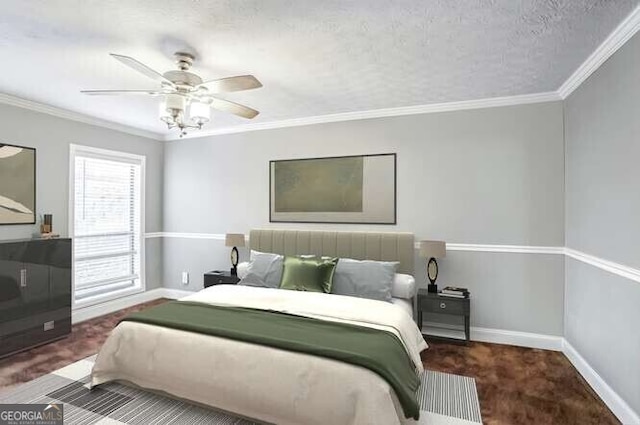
[91,285,428,425]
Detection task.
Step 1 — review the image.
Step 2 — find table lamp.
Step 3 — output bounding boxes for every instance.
[225,233,245,276]
[419,240,446,293]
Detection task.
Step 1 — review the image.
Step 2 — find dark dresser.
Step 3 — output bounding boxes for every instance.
[0,238,72,358]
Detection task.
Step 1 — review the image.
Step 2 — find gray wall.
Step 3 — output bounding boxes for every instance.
[564,32,640,414]
[0,104,164,291]
[163,101,566,336]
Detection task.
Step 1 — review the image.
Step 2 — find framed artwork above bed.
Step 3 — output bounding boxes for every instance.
[0,143,36,225]
[269,153,396,224]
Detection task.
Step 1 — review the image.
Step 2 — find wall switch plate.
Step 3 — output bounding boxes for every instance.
[44,321,55,331]
[181,271,189,285]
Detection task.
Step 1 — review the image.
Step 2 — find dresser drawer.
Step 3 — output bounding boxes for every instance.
[419,297,469,315]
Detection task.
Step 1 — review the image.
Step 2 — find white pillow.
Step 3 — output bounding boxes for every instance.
[242,250,284,288]
[237,262,250,279]
[391,274,416,300]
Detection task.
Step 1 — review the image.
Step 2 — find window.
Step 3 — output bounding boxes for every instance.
[70,145,145,307]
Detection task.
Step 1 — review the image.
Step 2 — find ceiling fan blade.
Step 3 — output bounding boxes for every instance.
[207,97,260,119]
[199,75,262,93]
[81,89,164,96]
[110,53,174,85]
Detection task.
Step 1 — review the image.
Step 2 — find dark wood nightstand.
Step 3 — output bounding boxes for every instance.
[204,270,240,288]
[417,289,471,343]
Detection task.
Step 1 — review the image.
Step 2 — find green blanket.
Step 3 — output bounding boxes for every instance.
[122,300,421,419]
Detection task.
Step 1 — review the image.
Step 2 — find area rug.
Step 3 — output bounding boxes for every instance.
[0,356,481,424]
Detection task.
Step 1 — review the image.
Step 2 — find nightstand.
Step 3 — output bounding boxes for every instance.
[417,289,471,343]
[204,270,240,288]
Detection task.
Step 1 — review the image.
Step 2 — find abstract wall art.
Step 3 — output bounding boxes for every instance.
[0,143,36,225]
[270,153,396,224]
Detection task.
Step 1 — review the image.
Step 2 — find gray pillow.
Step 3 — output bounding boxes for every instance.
[240,250,283,288]
[331,258,399,302]
[238,272,269,288]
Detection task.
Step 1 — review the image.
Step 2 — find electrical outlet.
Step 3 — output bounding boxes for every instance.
[181,271,189,285]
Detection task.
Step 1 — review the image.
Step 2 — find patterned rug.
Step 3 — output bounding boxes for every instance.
[0,356,481,424]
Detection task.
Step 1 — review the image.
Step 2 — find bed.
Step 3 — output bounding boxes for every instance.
[91,229,428,425]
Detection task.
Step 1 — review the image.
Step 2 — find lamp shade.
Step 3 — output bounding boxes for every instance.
[225,233,246,247]
[189,101,210,124]
[158,99,172,123]
[159,94,185,124]
[165,93,185,111]
[419,240,446,258]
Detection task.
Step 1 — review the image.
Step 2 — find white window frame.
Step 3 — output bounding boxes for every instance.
[69,144,146,309]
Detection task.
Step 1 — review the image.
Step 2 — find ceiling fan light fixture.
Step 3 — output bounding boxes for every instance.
[83,51,262,137]
[158,99,173,123]
[159,93,186,124]
[165,93,185,111]
[189,101,211,125]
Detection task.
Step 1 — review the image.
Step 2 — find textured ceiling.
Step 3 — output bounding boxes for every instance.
[0,0,638,136]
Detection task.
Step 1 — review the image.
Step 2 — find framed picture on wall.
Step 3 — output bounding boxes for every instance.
[269,153,396,224]
[0,143,36,225]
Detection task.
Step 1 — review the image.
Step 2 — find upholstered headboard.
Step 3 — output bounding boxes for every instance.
[249,229,415,275]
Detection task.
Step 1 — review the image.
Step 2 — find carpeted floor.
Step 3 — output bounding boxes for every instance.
[421,338,619,425]
[0,299,619,424]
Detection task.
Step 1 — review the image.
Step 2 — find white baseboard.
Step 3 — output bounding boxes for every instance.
[72,288,165,324]
[72,288,196,323]
[562,340,640,425]
[162,288,196,299]
[424,325,636,423]
[420,321,563,351]
[471,326,563,351]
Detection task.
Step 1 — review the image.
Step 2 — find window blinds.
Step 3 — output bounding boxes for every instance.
[73,150,142,304]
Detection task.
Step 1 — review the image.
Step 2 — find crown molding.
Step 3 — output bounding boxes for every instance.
[5,4,639,141]
[0,92,163,140]
[165,91,561,141]
[558,5,640,99]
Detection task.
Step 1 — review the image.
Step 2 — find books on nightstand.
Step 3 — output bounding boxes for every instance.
[440,286,470,298]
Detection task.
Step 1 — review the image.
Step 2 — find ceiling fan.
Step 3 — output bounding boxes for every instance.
[82,52,262,137]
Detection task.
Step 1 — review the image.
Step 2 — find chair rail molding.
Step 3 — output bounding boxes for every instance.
[565,247,640,284]
[149,233,640,284]
[145,232,224,240]
[444,243,564,255]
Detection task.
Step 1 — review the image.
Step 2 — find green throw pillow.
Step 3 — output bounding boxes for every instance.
[279,256,339,293]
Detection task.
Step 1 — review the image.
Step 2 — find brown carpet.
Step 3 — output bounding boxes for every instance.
[0,300,619,425]
[421,338,619,425]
